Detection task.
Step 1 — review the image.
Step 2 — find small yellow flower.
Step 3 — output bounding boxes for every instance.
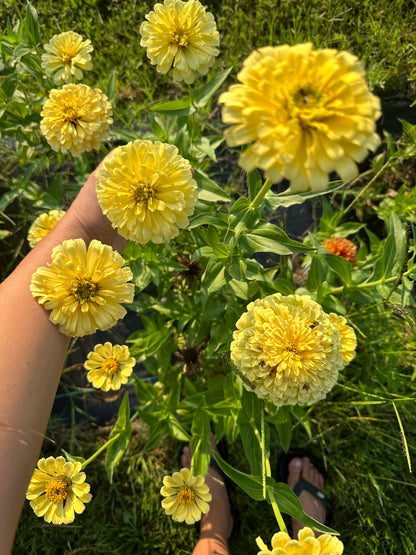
[27,210,66,248]
[219,43,381,192]
[256,527,344,555]
[84,342,136,391]
[322,237,357,265]
[96,140,197,244]
[230,294,345,406]
[30,238,134,337]
[140,0,219,83]
[40,83,113,158]
[328,313,357,364]
[161,467,212,524]
[26,456,92,525]
[41,31,93,84]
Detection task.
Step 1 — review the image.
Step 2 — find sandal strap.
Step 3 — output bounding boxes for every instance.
[293,478,333,521]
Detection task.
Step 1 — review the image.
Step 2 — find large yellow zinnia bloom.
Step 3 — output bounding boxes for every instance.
[26,456,92,525]
[27,210,66,248]
[40,83,113,157]
[96,140,198,244]
[328,313,357,364]
[84,342,136,391]
[230,294,346,406]
[256,527,343,555]
[219,43,381,192]
[41,31,93,84]
[161,467,212,524]
[30,238,134,337]
[140,0,219,83]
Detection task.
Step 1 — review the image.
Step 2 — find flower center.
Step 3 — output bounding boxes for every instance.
[177,485,195,506]
[101,357,120,376]
[170,28,190,47]
[72,277,98,302]
[62,105,79,124]
[60,51,74,65]
[290,86,324,127]
[46,475,72,504]
[134,182,155,203]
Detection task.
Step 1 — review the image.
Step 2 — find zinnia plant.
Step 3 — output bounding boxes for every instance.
[219,43,381,192]
[230,293,356,406]
[96,139,198,244]
[26,456,92,525]
[27,210,66,248]
[84,342,136,391]
[41,31,93,84]
[30,238,134,337]
[160,467,212,524]
[256,527,344,555]
[40,83,113,157]
[140,0,220,83]
[322,237,358,265]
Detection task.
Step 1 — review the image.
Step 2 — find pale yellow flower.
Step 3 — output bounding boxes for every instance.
[219,43,381,192]
[328,313,357,364]
[30,238,134,337]
[256,527,343,555]
[26,456,92,525]
[230,294,345,406]
[161,467,211,524]
[96,140,197,244]
[41,31,93,84]
[27,210,66,248]
[40,83,112,157]
[140,0,219,83]
[84,342,136,391]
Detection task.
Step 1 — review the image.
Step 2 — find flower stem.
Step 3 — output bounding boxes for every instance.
[81,432,120,470]
[260,401,266,499]
[250,178,273,209]
[329,267,414,295]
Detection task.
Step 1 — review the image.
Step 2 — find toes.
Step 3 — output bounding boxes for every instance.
[287,457,303,489]
[181,444,191,468]
[301,457,325,490]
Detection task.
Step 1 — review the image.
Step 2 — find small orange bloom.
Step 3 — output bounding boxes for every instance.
[322,237,357,265]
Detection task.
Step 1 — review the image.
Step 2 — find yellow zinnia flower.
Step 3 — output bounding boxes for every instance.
[328,313,357,364]
[256,527,344,555]
[219,43,381,192]
[30,238,134,337]
[230,294,345,406]
[96,140,198,244]
[41,31,93,84]
[27,210,66,248]
[160,467,212,524]
[140,0,220,83]
[26,456,92,525]
[40,83,113,158]
[84,342,136,391]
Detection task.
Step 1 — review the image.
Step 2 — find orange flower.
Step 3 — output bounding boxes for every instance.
[322,237,357,265]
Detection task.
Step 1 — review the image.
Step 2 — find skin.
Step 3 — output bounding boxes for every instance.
[0,155,125,554]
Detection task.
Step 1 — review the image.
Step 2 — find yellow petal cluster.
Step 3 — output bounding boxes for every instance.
[230,294,353,406]
[161,467,211,524]
[96,140,197,244]
[140,0,219,83]
[85,342,136,391]
[26,456,92,525]
[30,238,134,337]
[41,31,93,84]
[219,43,381,192]
[328,313,357,364]
[256,527,343,555]
[40,83,112,157]
[27,210,66,248]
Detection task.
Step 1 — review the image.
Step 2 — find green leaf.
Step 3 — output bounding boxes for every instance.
[105,394,132,483]
[239,389,262,475]
[191,408,212,476]
[188,210,230,230]
[213,452,265,500]
[314,245,352,286]
[61,450,85,465]
[247,169,263,201]
[369,212,407,282]
[266,406,292,452]
[194,169,231,202]
[194,67,233,108]
[0,189,20,211]
[242,225,313,255]
[107,72,117,101]
[152,97,193,117]
[265,181,345,209]
[24,2,42,46]
[144,419,168,451]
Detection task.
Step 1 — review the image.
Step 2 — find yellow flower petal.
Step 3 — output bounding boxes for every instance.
[41,31,93,84]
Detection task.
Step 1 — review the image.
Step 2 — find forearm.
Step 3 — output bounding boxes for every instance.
[0,163,123,552]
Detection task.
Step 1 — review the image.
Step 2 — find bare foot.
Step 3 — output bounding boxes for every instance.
[287,457,326,537]
[182,441,234,555]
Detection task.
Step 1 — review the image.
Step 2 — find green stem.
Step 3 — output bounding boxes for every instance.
[250,179,273,209]
[329,268,414,295]
[265,457,288,533]
[81,433,120,470]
